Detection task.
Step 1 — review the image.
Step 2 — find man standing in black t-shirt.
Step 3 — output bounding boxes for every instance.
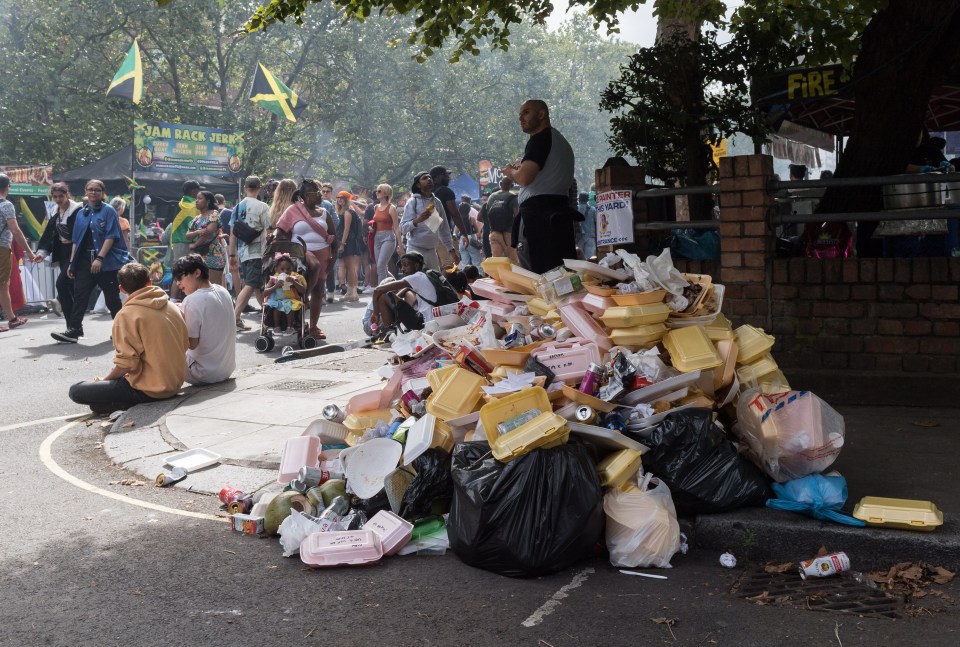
[501,100,577,273]
[430,166,469,266]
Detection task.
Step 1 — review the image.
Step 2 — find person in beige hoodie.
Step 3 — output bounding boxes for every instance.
[68,262,188,414]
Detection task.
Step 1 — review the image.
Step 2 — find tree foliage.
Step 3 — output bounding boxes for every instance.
[0,0,629,192]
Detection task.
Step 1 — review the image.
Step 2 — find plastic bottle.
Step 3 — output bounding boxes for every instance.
[316,496,350,532]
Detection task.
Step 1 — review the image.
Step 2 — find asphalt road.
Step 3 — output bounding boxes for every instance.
[3,301,960,646]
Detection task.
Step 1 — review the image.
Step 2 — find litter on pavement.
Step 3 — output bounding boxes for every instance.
[215,250,944,577]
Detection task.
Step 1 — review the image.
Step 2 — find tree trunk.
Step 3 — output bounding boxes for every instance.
[656,1,712,218]
[817,1,960,256]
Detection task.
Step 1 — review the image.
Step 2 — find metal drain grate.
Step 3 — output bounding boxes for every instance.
[732,569,904,619]
[266,379,340,392]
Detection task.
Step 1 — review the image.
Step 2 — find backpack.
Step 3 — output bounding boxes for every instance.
[485,192,517,233]
[421,269,459,306]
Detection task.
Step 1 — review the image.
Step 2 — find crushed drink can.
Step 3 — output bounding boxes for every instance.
[322,404,346,423]
[219,487,245,506]
[530,323,556,340]
[799,552,850,579]
[228,495,254,515]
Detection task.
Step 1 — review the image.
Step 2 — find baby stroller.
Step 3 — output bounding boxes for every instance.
[255,238,319,353]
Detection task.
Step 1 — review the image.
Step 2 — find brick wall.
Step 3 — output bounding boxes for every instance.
[671,153,960,378]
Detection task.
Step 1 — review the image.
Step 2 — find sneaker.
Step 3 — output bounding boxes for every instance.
[273,327,283,335]
[243,304,261,313]
[339,283,347,296]
[235,319,251,332]
[282,328,294,336]
[51,328,82,343]
[326,293,334,304]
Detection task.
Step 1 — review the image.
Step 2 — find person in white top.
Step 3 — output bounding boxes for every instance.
[370,251,438,331]
[173,254,236,385]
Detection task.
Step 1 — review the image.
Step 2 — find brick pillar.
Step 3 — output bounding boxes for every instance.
[717,154,776,328]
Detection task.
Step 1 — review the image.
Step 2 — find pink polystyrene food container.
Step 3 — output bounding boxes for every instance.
[573,292,616,317]
[558,303,612,352]
[529,338,601,384]
[300,530,384,567]
[363,510,414,556]
[277,435,321,484]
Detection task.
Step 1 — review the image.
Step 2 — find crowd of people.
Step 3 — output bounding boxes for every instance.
[0,99,603,416]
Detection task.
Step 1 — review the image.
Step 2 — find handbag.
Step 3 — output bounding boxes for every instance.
[233,218,263,244]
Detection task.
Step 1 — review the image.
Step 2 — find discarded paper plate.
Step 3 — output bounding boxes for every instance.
[342,438,402,499]
[164,448,221,472]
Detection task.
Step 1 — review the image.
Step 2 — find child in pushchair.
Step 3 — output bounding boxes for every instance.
[255,241,320,352]
[263,254,306,334]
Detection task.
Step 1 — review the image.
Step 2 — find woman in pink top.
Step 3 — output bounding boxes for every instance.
[275,179,338,339]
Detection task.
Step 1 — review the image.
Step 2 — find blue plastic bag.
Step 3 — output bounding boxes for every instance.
[766,473,865,526]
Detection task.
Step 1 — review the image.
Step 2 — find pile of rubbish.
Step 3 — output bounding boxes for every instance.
[224,250,943,577]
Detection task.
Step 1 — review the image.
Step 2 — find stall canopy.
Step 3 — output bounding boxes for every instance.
[55,145,239,202]
[449,173,480,200]
[752,64,960,136]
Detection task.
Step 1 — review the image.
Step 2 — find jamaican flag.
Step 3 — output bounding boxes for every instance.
[107,40,143,104]
[249,62,306,123]
[19,197,48,241]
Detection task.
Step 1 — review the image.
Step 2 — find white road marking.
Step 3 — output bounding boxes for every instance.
[0,413,86,432]
[521,567,594,628]
[39,418,225,522]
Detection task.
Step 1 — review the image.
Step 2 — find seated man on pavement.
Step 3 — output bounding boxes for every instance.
[69,262,188,414]
[173,254,237,385]
[370,252,457,333]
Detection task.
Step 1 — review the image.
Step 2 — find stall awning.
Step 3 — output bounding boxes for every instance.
[752,64,960,136]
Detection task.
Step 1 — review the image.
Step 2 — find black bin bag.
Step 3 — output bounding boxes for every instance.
[636,408,773,516]
[448,441,604,578]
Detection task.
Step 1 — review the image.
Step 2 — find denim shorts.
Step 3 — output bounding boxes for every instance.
[240,258,265,289]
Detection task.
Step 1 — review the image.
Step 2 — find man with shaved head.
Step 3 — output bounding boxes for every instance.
[500,99,577,273]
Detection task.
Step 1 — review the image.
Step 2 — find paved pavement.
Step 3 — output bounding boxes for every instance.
[105,348,960,570]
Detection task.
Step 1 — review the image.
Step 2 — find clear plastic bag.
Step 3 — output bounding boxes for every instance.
[603,473,680,569]
[735,389,845,483]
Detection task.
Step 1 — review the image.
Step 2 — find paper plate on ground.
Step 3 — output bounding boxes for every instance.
[163,448,221,472]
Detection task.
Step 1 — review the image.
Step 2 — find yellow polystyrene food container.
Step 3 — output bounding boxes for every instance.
[852,496,944,532]
[610,290,667,306]
[498,268,539,295]
[481,257,512,282]
[596,448,644,489]
[479,387,568,461]
[757,369,791,395]
[544,310,562,323]
[427,364,460,391]
[526,297,552,316]
[608,323,668,349]
[425,367,487,421]
[601,303,671,328]
[343,409,398,445]
[735,324,776,365]
[662,326,723,372]
[713,339,739,390]
[704,312,735,341]
[736,353,780,385]
[480,387,552,442]
[489,411,569,462]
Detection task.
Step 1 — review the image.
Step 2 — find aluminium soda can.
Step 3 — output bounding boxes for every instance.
[798,552,850,579]
[574,405,597,425]
[322,404,346,423]
[218,487,245,506]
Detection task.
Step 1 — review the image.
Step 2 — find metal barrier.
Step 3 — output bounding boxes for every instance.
[20,259,59,311]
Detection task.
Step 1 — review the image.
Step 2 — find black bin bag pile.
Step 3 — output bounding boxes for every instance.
[448,441,604,578]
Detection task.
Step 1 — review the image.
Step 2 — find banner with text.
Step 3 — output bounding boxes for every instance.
[134,120,244,175]
[596,189,634,246]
